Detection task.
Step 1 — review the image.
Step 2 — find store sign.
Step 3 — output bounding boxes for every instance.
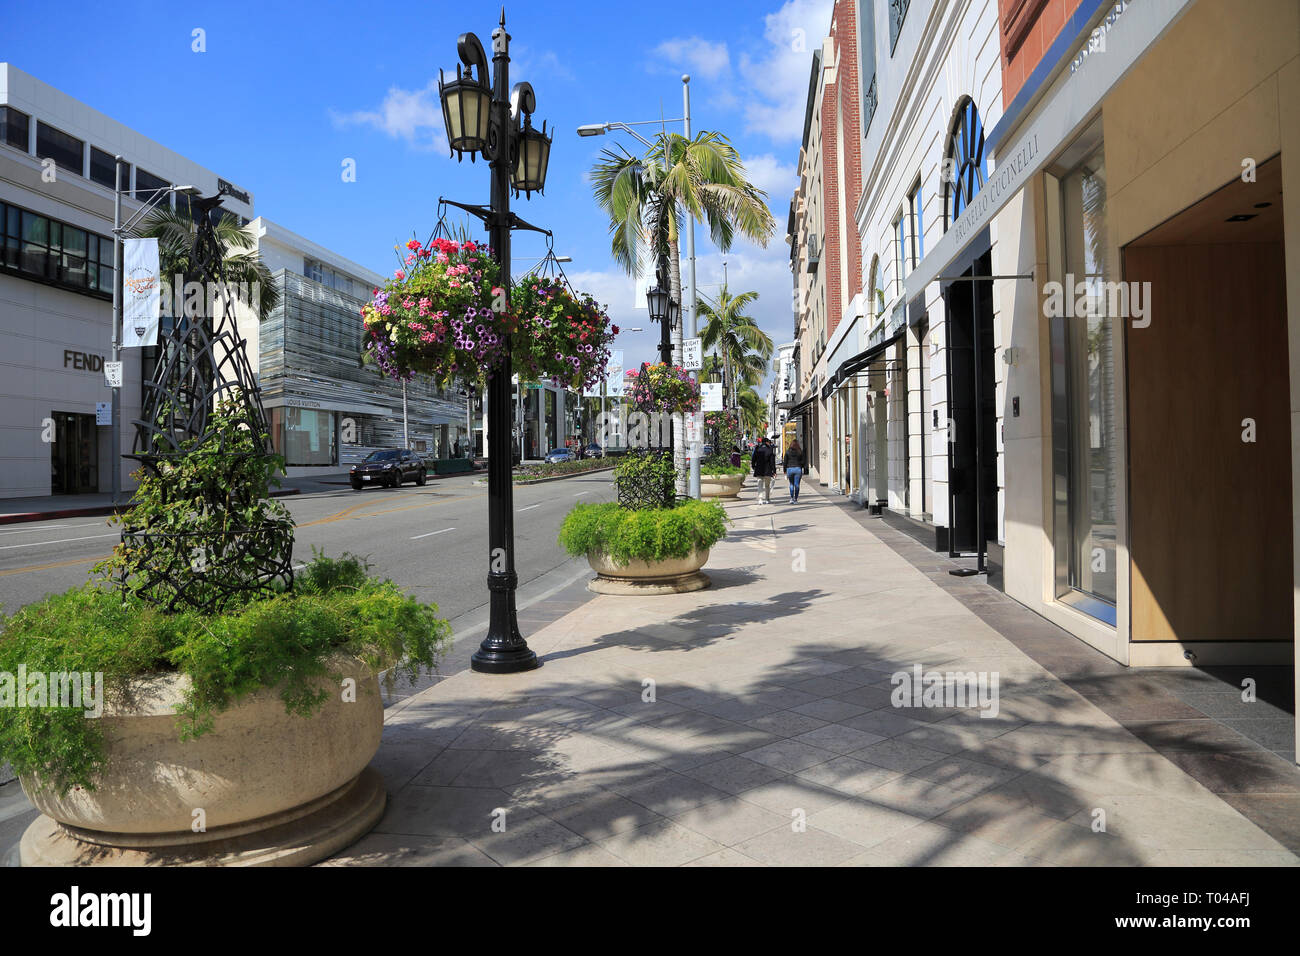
[1070,0,1129,75]
[682,338,703,371]
[904,0,1187,305]
[285,397,322,409]
[701,382,723,412]
[63,350,106,372]
[218,178,251,205]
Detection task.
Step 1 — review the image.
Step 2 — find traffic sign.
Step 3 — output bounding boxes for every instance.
[104,361,123,388]
[682,337,703,370]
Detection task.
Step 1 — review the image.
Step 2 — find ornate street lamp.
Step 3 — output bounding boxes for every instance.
[667,298,681,333]
[437,9,552,673]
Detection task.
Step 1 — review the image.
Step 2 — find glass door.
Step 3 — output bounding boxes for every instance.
[50,411,99,494]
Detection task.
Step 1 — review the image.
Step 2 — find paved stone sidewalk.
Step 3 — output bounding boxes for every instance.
[323,482,1300,867]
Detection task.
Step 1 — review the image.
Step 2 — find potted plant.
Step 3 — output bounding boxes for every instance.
[558,452,728,594]
[3,404,452,867]
[626,362,701,417]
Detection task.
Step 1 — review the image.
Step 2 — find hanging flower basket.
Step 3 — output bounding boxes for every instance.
[627,362,701,416]
[360,237,509,383]
[511,276,617,392]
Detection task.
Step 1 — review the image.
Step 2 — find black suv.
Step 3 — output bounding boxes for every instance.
[350,449,427,490]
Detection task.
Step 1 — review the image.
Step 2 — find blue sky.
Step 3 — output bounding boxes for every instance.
[6,0,832,382]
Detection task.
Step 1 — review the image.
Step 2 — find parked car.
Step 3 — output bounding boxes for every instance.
[581,443,603,459]
[544,447,576,464]
[350,449,427,490]
[701,444,714,458]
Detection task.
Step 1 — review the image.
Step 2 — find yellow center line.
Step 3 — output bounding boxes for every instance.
[0,554,107,577]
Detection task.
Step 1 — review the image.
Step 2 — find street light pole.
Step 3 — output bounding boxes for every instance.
[438,11,552,673]
[683,75,700,500]
[110,156,124,507]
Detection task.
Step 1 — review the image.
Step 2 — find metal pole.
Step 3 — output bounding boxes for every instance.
[402,379,409,448]
[110,156,124,506]
[473,12,538,673]
[684,75,701,500]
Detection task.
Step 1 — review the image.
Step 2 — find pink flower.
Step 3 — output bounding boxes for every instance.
[395,270,406,280]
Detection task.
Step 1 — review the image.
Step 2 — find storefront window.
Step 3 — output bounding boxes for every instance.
[1050,138,1117,618]
[272,407,336,466]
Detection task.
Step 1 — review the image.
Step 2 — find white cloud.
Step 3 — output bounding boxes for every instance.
[330,81,448,152]
[650,36,732,80]
[739,0,833,142]
[741,153,798,206]
[512,46,576,84]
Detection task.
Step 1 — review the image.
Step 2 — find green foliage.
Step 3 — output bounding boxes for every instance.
[0,552,451,796]
[700,454,746,476]
[558,500,729,565]
[613,451,677,509]
[94,400,294,614]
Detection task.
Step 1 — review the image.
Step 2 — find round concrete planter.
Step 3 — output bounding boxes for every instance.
[587,548,711,595]
[19,658,386,867]
[700,473,746,498]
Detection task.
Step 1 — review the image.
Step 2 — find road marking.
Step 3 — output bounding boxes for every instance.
[573,491,590,497]
[517,504,542,512]
[0,554,107,577]
[0,522,103,537]
[411,528,455,540]
[0,532,118,552]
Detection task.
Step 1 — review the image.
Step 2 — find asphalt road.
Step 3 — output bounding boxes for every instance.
[0,471,616,623]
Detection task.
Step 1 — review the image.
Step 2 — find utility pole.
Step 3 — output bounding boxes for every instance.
[110,156,124,506]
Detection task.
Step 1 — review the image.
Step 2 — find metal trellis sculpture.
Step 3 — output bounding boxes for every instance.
[113,191,295,613]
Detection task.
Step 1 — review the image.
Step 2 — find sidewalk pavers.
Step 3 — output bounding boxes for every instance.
[323,482,1300,867]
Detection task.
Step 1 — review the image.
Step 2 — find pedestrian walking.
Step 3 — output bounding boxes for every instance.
[752,436,777,503]
[782,439,806,503]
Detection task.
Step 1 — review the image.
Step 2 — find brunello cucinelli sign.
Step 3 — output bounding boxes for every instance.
[63,349,106,372]
[947,132,1041,249]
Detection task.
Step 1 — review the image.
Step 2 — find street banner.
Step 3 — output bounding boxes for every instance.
[121,237,161,348]
[682,337,702,370]
[701,382,723,411]
[606,349,624,398]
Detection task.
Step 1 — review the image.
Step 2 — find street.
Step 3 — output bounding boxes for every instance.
[0,471,615,623]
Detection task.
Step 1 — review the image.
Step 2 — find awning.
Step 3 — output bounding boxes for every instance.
[900,0,1191,305]
[787,394,818,419]
[824,328,906,399]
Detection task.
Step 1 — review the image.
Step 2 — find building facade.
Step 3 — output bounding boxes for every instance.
[0,63,253,499]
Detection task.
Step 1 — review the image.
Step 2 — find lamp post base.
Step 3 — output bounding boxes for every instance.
[471,645,541,673]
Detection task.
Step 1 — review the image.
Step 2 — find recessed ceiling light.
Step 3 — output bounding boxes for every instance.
[1254,202,1272,209]
[1226,214,1257,222]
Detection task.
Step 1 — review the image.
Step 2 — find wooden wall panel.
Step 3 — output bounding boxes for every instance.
[1126,242,1291,642]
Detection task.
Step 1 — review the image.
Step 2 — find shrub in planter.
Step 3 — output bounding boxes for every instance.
[0,552,451,798]
[613,450,676,510]
[699,453,747,476]
[559,500,729,566]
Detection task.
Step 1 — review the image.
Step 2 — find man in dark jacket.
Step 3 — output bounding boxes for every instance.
[752,437,777,504]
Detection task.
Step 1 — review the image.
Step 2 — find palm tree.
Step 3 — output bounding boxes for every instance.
[698,286,774,409]
[590,131,776,334]
[736,384,766,438]
[138,206,280,320]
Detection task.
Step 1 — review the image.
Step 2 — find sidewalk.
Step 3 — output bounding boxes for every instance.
[322,481,1300,866]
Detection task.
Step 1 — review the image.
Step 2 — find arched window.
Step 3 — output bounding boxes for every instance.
[944,97,986,229]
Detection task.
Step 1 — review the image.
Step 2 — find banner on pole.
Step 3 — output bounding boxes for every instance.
[121,237,161,349]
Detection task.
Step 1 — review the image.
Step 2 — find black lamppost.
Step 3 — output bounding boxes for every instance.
[438,9,552,673]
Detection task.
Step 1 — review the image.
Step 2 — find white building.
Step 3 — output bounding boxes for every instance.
[0,63,253,499]
[767,341,797,440]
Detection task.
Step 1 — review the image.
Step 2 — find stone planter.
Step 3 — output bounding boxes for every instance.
[700,472,745,498]
[19,658,386,867]
[587,548,711,595]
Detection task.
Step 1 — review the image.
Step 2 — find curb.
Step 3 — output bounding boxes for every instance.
[0,487,302,526]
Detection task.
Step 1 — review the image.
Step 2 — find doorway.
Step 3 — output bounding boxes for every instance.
[944,252,997,554]
[50,411,99,495]
[1125,156,1290,645]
